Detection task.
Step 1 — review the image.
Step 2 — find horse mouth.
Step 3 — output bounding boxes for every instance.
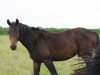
[10,45,17,50]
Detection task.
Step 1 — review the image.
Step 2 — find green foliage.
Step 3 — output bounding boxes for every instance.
[0,28,8,35]
[91,29,100,34]
[0,27,100,35]
[46,28,67,32]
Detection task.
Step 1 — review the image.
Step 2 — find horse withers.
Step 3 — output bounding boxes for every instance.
[7,19,99,75]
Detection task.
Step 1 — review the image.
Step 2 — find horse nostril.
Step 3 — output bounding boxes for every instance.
[10,45,16,50]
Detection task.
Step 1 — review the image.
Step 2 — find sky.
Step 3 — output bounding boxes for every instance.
[0,0,100,29]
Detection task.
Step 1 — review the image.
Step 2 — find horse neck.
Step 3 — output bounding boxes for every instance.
[18,25,33,50]
[18,25,41,50]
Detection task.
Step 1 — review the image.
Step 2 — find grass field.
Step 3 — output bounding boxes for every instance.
[0,35,84,75]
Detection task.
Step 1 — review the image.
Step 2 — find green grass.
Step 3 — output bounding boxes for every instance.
[0,35,84,75]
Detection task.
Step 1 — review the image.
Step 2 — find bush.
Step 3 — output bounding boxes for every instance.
[0,28,8,35]
[46,28,67,32]
[0,27,100,35]
[91,29,100,34]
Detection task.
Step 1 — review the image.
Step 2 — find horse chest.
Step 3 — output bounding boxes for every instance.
[29,50,43,61]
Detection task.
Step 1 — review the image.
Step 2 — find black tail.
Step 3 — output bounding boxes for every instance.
[94,32,100,47]
[87,46,100,75]
[87,32,100,75]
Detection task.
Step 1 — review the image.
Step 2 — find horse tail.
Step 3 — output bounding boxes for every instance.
[94,32,100,48]
[80,32,100,75]
[87,32,100,75]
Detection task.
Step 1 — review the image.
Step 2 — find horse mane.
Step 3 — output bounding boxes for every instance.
[19,23,47,35]
[31,27,41,31]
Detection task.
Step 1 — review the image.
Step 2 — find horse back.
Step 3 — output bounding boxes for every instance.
[30,28,98,61]
[42,28,98,60]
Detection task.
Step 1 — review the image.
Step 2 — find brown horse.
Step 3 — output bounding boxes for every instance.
[7,19,99,75]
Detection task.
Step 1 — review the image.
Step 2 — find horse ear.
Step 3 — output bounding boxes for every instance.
[16,19,20,27]
[7,19,11,26]
[16,19,19,25]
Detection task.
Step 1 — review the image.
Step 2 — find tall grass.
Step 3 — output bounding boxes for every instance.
[0,35,84,75]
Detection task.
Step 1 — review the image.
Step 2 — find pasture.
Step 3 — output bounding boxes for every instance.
[0,35,85,75]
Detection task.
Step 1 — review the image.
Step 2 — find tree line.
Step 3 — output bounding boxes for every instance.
[0,27,100,35]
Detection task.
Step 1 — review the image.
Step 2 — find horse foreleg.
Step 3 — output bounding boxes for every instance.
[43,60,58,75]
[33,61,41,75]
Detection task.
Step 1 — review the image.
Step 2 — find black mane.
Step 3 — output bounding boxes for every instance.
[31,27,41,31]
[19,23,46,35]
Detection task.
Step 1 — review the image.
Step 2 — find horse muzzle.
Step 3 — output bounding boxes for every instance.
[10,45,17,50]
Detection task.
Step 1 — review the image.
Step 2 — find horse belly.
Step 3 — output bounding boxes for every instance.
[52,49,78,61]
[52,56,71,61]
